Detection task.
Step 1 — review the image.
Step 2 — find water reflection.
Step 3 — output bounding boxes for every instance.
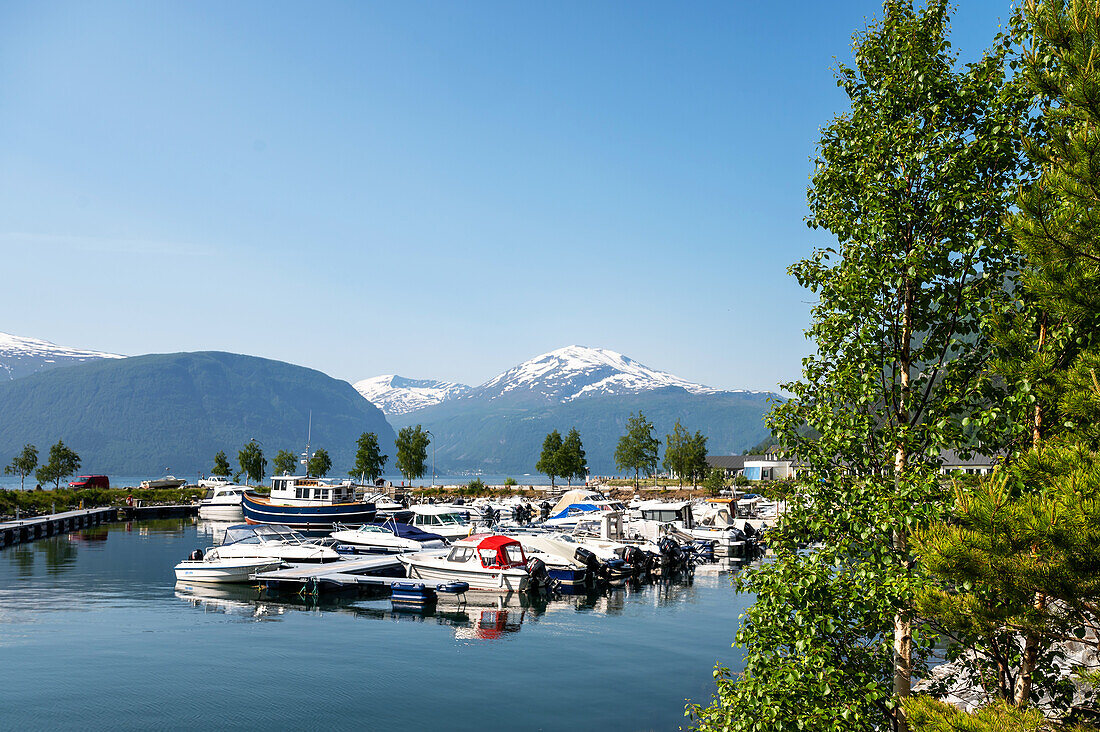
[172,580,695,642]
[37,537,78,574]
[8,545,35,576]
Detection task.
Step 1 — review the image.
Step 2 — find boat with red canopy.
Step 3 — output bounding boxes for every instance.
[397,534,534,592]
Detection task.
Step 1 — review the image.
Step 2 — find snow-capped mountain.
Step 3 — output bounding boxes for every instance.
[353,374,471,416]
[0,331,124,380]
[469,345,723,404]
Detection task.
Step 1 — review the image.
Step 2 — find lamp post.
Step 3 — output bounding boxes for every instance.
[425,430,436,487]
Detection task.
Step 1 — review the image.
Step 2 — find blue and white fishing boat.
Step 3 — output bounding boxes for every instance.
[242,475,376,532]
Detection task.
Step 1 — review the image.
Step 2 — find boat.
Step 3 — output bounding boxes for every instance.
[329,519,448,554]
[141,475,187,489]
[541,489,630,528]
[241,475,376,531]
[398,534,534,592]
[198,484,248,520]
[173,551,283,583]
[407,505,475,541]
[210,523,343,563]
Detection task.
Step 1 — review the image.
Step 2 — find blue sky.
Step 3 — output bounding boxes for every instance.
[0,1,1016,392]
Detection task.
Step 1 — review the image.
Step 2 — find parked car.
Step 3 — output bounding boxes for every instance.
[69,475,110,489]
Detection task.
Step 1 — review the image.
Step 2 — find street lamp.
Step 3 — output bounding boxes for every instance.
[425,430,436,487]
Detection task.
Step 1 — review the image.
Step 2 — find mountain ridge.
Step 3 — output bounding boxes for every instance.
[0,331,123,380]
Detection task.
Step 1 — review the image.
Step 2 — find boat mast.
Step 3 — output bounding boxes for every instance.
[301,410,312,473]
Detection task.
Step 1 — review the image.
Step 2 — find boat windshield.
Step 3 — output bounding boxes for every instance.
[203,490,214,500]
[355,525,387,534]
[502,544,525,565]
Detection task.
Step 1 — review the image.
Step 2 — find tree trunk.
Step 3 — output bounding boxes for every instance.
[1014,595,1047,707]
[1033,317,1047,449]
[892,277,915,732]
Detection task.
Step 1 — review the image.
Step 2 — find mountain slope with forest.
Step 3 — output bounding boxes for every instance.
[0,351,395,477]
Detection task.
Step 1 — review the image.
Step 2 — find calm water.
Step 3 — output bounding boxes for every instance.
[0,519,749,731]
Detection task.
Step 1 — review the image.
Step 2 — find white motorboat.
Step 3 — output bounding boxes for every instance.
[173,553,282,583]
[407,505,475,541]
[329,520,448,554]
[398,534,532,592]
[141,475,188,489]
[211,523,343,563]
[198,484,248,520]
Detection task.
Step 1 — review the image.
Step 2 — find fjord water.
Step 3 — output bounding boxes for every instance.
[0,519,749,731]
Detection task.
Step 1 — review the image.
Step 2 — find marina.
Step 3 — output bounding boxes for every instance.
[0,516,754,731]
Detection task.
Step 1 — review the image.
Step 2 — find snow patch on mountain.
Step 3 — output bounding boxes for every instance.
[475,345,726,403]
[0,331,124,380]
[354,374,471,416]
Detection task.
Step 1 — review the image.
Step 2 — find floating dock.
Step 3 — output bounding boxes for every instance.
[0,503,199,550]
[0,507,115,549]
[252,554,408,594]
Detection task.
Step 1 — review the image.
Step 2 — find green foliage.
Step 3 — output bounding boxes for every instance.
[466,478,486,491]
[237,441,266,485]
[306,447,332,478]
[904,697,1046,732]
[702,468,725,497]
[614,411,659,486]
[503,477,517,487]
[272,449,298,477]
[535,430,563,488]
[4,444,38,490]
[558,427,587,486]
[692,3,1029,729]
[35,440,81,489]
[732,472,750,488]
[998,0,1100,453]
[664,421,708,487]
[349,432,387,483]
[394,425,430,483]
[211,450,231,477]
[390,388,774,475]
[0,486,206,516]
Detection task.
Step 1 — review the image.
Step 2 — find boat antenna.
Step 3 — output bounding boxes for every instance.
[301,410,312,471]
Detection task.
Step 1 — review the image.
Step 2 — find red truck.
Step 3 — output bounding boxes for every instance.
[69,475,110,489]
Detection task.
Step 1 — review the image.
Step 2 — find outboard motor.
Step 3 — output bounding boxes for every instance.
[622,545,649,576]
[189,548,204,561]
[539,501,551,521]
[526,557,552,590]
[574,547,601,583]
[658,537,686,571]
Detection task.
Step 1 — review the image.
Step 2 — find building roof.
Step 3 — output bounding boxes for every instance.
[938,449,997,467]
[706,455,749,470]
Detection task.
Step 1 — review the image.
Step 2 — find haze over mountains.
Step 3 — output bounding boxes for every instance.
[0,333,776,479]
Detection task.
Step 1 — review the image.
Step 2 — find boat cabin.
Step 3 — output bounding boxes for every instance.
[270,475,357,504]
[445,535,527,569]
[203,486,246,501]
[222,523,312,547]
[639,502,695,529]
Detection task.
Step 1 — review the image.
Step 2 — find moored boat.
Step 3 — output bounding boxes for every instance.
[212,523,343,563]
[142,475,188,489]
[329,519,448,554]
[173,552,283,583]
[398,534,534,592]
[198,484,248,520]
[241,475,376,531]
